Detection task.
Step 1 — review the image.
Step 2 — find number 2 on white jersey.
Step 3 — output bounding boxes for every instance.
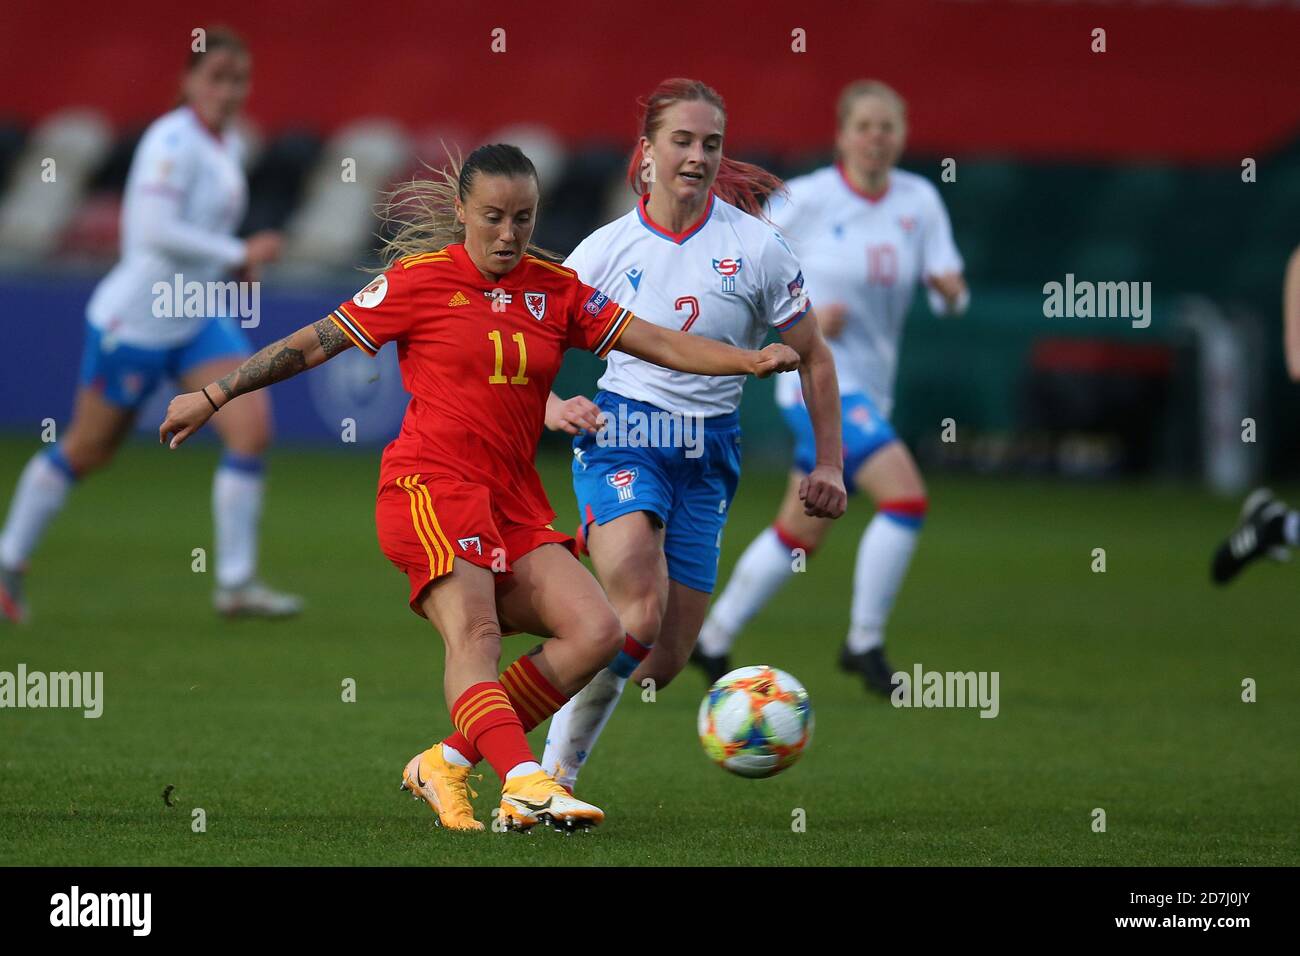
[675,295,700,332]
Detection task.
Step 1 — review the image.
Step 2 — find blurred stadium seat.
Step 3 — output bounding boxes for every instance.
[59,191,122,261]
[0,108,111,263]
[0,119,25,184]
[537,143,624,254]
[282,119,410,270]
[485,123,566,198]
[242,130,322,236]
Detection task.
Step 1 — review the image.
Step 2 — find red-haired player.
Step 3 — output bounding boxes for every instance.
[160,143,798,832]
[539,79,846,793]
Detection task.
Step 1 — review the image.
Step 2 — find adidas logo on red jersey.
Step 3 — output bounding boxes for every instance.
[448,291,470,307]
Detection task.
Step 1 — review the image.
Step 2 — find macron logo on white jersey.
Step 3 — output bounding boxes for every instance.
[625,267,643,291]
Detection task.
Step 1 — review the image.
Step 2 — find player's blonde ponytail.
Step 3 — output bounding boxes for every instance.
[376,144,558,269]
[376,157,465,268]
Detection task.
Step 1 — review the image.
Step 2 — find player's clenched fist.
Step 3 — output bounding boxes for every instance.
[545,393,605,435]
[752,343,800,378]
[159,391,216,449]
[799,463,847,519]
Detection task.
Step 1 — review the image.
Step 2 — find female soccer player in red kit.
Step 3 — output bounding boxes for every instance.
[159,144,798,832]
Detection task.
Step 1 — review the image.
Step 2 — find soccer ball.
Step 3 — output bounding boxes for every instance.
[697,665,813,778]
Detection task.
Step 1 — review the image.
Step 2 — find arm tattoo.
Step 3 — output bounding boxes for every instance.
[312,316,352,358]
[211,317,351,403]
[216,336,307,401]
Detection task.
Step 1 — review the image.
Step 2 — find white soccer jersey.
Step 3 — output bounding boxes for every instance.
[770,165,963,419]
[564,192,809,418]
[87,107,248,348]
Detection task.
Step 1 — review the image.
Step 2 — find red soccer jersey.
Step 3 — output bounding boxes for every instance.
[328,243,633,526]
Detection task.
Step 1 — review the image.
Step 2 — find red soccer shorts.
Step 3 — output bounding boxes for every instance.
[375,474,576,616]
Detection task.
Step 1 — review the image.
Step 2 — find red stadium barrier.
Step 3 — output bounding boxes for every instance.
[5,0,1299,161]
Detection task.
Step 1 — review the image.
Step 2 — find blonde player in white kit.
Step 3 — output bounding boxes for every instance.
[0,30,299,623]
[539,78,846,794]
[694,81,969,695]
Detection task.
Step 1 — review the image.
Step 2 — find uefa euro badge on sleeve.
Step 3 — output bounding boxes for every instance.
[352,274,388,308]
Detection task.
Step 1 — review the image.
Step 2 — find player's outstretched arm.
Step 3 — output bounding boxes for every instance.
[159,317,354,449]
[781,310,847,519]
[614,316,799,378]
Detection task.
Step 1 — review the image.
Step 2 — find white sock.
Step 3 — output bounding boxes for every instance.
[0,449,73,569]
[213,456,264,589]
[504,760,541,780]
[698,526,798,656]
[541,669,627,789]
[441,744,472,767]
[1284,511,1300,547]
[848,511,922,653]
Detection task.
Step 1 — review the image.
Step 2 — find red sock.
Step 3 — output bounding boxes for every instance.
[449,681,534,781]
[442,655,569,765]
[440,730,480,765]
[501,654,569,731]
[774,521,817,557]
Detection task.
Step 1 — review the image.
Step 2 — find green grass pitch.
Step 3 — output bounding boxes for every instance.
[0,435,1296,866]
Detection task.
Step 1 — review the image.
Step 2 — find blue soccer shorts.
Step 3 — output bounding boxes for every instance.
[572,390,742,593]
[780,390,897,494]
[79,316,252,409]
